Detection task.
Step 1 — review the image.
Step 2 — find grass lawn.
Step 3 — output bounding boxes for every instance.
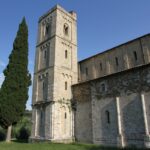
[0,142,148,150]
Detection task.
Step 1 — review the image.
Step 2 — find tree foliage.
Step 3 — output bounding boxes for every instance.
[0,18,31,129]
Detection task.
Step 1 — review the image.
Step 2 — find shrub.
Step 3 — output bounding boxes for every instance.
[0,127,6,141]
[14,116,31,141]
[16,126,30,141]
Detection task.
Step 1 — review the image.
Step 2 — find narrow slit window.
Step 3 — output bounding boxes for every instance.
[43,81,45,99]
[134,51,138,61]
[65,112,67,119]
[100,63,103,70]
[44,50,47,59]
[85,67,88,76]
[65,82,67,90]
[101,83,105,92]
[65,50,68,59]
[115,57,119,66]
[106,111,110,124]
[43,81,45,90]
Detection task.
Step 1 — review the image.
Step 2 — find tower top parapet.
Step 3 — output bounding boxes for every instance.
[39,4,77,23]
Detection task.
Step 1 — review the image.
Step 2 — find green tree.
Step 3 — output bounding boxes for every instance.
[0,18,31,142]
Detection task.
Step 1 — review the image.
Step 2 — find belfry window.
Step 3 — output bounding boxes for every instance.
[105,110,110,124]
[45,24,51,36]
[64,24,69,36]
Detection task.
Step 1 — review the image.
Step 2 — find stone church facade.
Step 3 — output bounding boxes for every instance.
[31,5,150,148]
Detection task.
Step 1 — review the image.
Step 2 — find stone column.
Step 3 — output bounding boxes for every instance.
[141,94,150,148]
[116,97,125,147]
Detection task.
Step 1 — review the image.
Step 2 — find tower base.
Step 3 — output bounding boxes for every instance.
[30,136,75,143]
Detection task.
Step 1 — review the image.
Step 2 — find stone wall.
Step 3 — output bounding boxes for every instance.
[79,34,150,82]
[73,83,93,142]
[72,64,150,148]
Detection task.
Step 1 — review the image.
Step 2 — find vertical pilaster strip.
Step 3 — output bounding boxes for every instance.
[125,54,130,69]
[78,63,81,82]
[141,94,149,136]
[90,84,96,143]
[72,110,74,138]
[35,109,38,137]
[51,103,55,139]
[116,97,125,147]
[92,57,96,79]
[36,77,38,102]
[107,61,111,74]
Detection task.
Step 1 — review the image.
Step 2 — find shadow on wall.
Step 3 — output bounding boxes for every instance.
[122,94,145,147]
[101,99,118,146]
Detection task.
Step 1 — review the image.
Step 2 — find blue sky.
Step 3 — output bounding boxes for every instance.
[0,0,150,110]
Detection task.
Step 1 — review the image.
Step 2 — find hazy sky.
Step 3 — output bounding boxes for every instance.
[0,0,150,110]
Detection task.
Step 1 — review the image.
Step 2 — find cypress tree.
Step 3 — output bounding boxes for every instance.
[0,18,31,142]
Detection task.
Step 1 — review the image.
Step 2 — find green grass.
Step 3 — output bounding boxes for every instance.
[0,142,148,150]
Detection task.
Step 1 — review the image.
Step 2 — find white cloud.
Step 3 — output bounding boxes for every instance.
[0,60,6,67]
[0,73,4,88]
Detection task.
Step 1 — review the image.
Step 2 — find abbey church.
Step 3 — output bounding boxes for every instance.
[31,5,150,148]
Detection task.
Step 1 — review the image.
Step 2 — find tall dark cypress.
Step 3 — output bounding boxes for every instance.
[0,18,31,142]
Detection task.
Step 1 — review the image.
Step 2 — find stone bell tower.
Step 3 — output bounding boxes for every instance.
[31,5,78,142]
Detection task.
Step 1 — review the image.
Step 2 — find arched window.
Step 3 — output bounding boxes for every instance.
[105,110,110,124]
[64,24,69,36]
[65,50,68,59]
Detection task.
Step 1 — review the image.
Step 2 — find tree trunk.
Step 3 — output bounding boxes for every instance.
[6,125,12,142]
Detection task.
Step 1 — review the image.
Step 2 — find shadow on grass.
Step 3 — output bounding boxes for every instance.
[71,142,149,150]
[11,139,29,143]
[87,146,149,150]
